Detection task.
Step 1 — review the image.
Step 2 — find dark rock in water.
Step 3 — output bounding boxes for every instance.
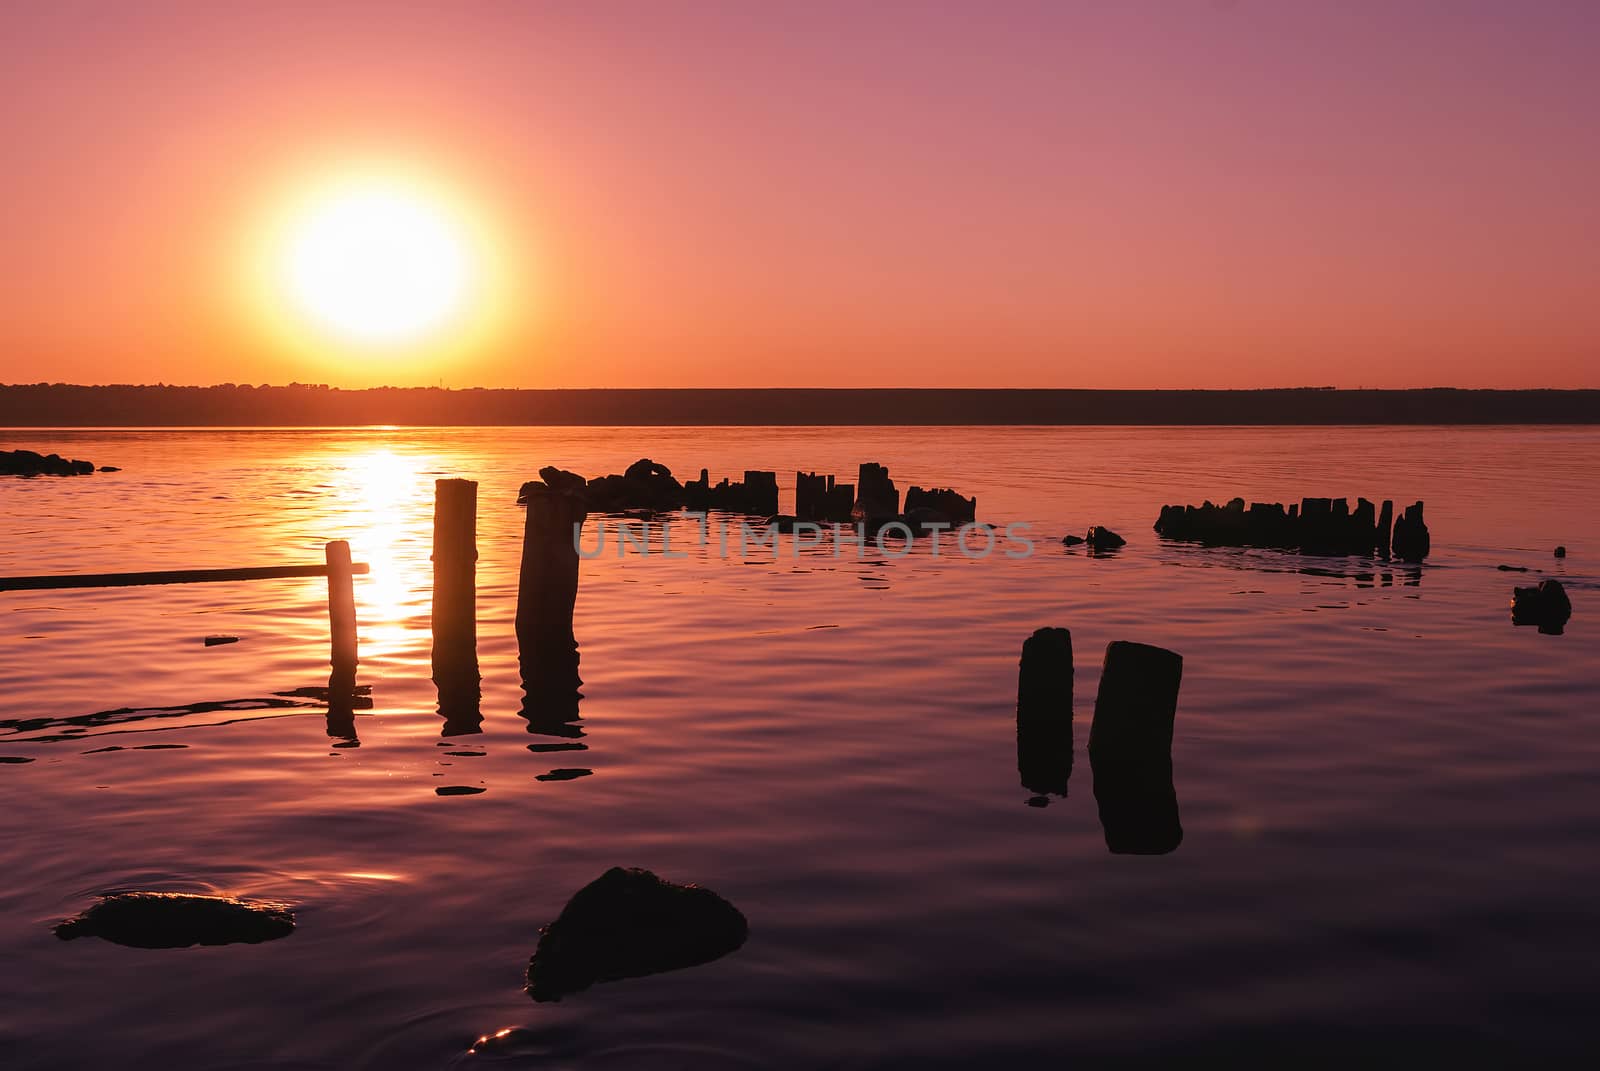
[1554,545,1567,559]
[1084,526,1126,550]
[526,867,748,1002]
[202,635,239,646]
[436,785,487,796]
[539,466,587,495]
[1,756,36,764]
[2,449,98,477]
[903,486,976,526]
[1061,534,1085,546]
[1497,564,1529,572]
[54,892,294,948]
[98,465,121,473]
[1512,579,1573,635]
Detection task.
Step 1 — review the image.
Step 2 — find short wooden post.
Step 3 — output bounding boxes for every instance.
[1089,641,1182,854]
[325,540,358,676]
[1017,627,1073,800]
[432,479,479,687]
[517,483,588,698]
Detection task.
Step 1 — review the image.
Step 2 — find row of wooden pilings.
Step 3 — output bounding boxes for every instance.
[421,478,587,726]
[425,476,1180,856]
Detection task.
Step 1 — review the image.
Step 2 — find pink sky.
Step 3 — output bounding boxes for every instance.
[2,1,1596,388]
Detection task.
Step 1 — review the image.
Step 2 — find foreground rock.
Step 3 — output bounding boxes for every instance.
[1512,579,1572,634]
[1154,495,1429,560]
[526,867,748,1001]
[2,448,97,477]
[54,892,295,948]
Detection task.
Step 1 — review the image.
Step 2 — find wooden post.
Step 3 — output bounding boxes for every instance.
[325,540,358,691]
[432,479,479,690]
[1089,641,1182,854]
[1017,627,1073,801]
[517,484,588,698]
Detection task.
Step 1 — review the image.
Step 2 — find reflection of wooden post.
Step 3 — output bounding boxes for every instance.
[517,485,587,696]
[325,540,358,681]
[432,479,479,690]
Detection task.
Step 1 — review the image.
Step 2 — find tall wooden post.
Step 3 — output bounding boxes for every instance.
[325,540,358,696]
[432,479,479,691]
[517,484,588,699]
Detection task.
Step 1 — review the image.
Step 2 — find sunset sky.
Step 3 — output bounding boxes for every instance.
[2,1,1596,389]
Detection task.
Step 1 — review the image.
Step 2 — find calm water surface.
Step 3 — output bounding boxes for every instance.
[1,426,1596,1068]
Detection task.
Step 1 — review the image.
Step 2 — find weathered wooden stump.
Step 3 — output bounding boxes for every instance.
[1017,627,1073,800]
[1089,641,1183,854]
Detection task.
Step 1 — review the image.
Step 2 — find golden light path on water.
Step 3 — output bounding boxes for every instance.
[339,447,435,661]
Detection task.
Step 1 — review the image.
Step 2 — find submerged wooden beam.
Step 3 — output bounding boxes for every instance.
[0,561,370,592]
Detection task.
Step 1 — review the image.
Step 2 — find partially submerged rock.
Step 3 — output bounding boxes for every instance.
[2,448,97,477]
[54,892,294,948]
[526,867,748,1002]
[1084,526,1126,551]
[1512,579,1572,634]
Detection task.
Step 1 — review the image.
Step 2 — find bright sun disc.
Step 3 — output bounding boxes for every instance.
[281,181,473,345]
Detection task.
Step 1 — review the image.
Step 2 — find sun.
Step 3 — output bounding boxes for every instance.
[278,178,476,346]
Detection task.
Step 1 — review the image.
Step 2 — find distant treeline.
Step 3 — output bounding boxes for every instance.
[1,384,1597,426]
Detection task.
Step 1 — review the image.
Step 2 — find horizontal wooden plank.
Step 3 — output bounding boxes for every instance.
[0,562,371,592]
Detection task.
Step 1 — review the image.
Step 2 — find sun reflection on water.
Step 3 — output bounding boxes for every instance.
[340,449,433,660]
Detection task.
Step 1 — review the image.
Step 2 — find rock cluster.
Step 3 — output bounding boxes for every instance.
[2,448,100,477]
[518,460,778,515]
[1154,496,1430,561]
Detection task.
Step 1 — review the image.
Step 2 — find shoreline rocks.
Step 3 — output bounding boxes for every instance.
[2,449,99,477]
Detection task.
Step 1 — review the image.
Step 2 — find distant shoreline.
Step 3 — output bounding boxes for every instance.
[2,385,1596,426]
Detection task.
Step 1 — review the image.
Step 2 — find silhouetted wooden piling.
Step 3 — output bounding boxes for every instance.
[1377,499,1394,558]
[1089,641,1182,854]
[517,484,588,696]
[1017,627,1073,799]
[432,478,479,693]
[325,540,358,679]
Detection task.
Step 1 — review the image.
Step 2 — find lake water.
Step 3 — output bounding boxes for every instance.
[1,426,1596,1067]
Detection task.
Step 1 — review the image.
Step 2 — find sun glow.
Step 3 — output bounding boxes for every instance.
[244,162,519,375]
[279,178,474,345]
[283,183,471,344]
